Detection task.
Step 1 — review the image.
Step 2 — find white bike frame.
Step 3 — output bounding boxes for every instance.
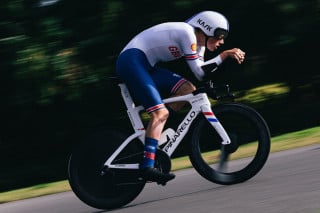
[104,83,231,169]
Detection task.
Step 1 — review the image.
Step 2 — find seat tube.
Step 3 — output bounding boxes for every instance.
[119,83,135,109]
[119,83,145,142]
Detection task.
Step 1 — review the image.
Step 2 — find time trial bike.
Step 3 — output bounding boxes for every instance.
[67,78,271,210]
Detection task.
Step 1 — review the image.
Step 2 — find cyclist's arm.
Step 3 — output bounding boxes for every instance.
[185,48,245,81]
[185,54,222,81]
[179,31,208,81]
[179,28,242,81]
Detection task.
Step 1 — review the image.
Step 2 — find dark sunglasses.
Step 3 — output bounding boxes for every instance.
[214,28,228,40]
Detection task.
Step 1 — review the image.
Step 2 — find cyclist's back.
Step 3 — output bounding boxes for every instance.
[121,22,202,66]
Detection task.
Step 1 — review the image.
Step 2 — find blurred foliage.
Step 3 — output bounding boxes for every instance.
[235,83,290,104]
[1,0,319,106]
[0,0,319,191]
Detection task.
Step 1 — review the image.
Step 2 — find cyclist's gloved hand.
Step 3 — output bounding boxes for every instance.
[201,62,218,81]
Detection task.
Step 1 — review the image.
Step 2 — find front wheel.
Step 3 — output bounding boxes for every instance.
[189,103,270,185]
[68,127,146,210]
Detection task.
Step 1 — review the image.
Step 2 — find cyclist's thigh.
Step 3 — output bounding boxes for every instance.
[116,49,164,112]
[150,66,188,97]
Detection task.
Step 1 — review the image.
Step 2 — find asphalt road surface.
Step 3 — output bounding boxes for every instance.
[0,145,319,213]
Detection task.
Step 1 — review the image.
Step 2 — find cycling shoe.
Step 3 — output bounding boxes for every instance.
[140,167,175,186]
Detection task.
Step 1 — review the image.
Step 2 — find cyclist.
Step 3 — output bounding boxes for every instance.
[116,11,246,185]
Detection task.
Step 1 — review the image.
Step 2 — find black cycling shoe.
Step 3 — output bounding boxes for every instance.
[140,167,175,186]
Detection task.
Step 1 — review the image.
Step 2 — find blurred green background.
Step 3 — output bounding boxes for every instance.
[0,0,319,192]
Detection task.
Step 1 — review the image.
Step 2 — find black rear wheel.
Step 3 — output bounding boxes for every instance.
[189,103,270,185]
[68,127,146,210]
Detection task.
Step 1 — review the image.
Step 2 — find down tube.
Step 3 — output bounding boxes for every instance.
[201,105,231,145]
[163,109,200,156]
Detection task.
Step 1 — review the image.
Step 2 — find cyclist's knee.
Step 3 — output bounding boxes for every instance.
[175,81,196,96]
[149,108,169,123]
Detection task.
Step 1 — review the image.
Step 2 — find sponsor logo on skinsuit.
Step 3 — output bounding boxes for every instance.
[168,46,181,58]
[191,43,197,51]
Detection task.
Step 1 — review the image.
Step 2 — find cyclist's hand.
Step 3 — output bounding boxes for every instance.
[221,48,246,64]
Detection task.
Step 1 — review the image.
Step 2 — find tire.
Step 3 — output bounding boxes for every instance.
[68,127,146,210]
[188,103,270,185]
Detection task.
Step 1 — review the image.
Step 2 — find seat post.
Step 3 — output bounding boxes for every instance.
[118,83,146,141]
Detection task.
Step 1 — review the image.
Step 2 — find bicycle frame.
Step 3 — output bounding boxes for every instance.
[104,83,231,170]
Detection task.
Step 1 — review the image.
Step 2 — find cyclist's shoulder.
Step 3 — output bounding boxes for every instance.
[147,22,193,34]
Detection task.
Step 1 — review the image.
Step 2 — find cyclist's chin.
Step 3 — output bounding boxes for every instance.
[207,46,217,52]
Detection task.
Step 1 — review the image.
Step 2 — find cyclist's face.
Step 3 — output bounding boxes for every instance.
[196,31,224,51]
[206,37,224,51]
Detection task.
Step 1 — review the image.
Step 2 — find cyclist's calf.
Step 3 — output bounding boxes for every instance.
[146,108,169,139]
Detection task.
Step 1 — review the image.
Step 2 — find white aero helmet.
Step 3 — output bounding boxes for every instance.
[186,11,229,39]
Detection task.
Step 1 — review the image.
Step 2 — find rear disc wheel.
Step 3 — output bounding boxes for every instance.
[68,127,146,210]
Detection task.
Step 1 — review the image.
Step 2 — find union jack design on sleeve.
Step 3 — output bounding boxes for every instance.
[184,53,198,60]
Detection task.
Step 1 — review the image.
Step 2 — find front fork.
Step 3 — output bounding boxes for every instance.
[200,104,231,145]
